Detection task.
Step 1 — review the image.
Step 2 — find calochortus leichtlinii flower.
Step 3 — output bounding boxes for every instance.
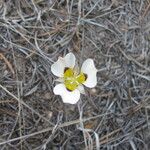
[51,53,97,104]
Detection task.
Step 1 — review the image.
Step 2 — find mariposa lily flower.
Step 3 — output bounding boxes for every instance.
[51,53,97,104]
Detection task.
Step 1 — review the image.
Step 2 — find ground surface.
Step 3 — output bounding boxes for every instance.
[0,0,150,150]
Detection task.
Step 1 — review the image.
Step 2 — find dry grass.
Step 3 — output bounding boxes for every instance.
[0,0,150,149]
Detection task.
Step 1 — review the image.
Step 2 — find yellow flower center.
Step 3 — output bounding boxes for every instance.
[64,68,86,91]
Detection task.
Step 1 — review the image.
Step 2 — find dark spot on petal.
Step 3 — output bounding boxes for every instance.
[66,87,73,92]
[84,73,88,81]
[64,67,69,73]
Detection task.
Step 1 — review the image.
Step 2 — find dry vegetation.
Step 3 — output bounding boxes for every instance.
[0,0,150,149]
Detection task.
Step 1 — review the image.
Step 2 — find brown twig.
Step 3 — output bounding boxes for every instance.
[0,53,15,75]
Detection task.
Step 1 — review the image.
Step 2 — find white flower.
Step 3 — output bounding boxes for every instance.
[51,53,97,104]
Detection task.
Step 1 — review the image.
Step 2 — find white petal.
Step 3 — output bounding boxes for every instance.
[77,85,85,94]
[81,59,97,88]
[51,57,65,77]
[64,53,76,68]
[55,77,64,83]
[53,84,80,104]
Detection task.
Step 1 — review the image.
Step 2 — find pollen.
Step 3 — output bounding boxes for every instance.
[64,68,86,91]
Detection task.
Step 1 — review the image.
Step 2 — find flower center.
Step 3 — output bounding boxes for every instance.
[63,68,86,91]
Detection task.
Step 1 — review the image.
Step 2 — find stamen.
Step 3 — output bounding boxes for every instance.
[63,68,87,91]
